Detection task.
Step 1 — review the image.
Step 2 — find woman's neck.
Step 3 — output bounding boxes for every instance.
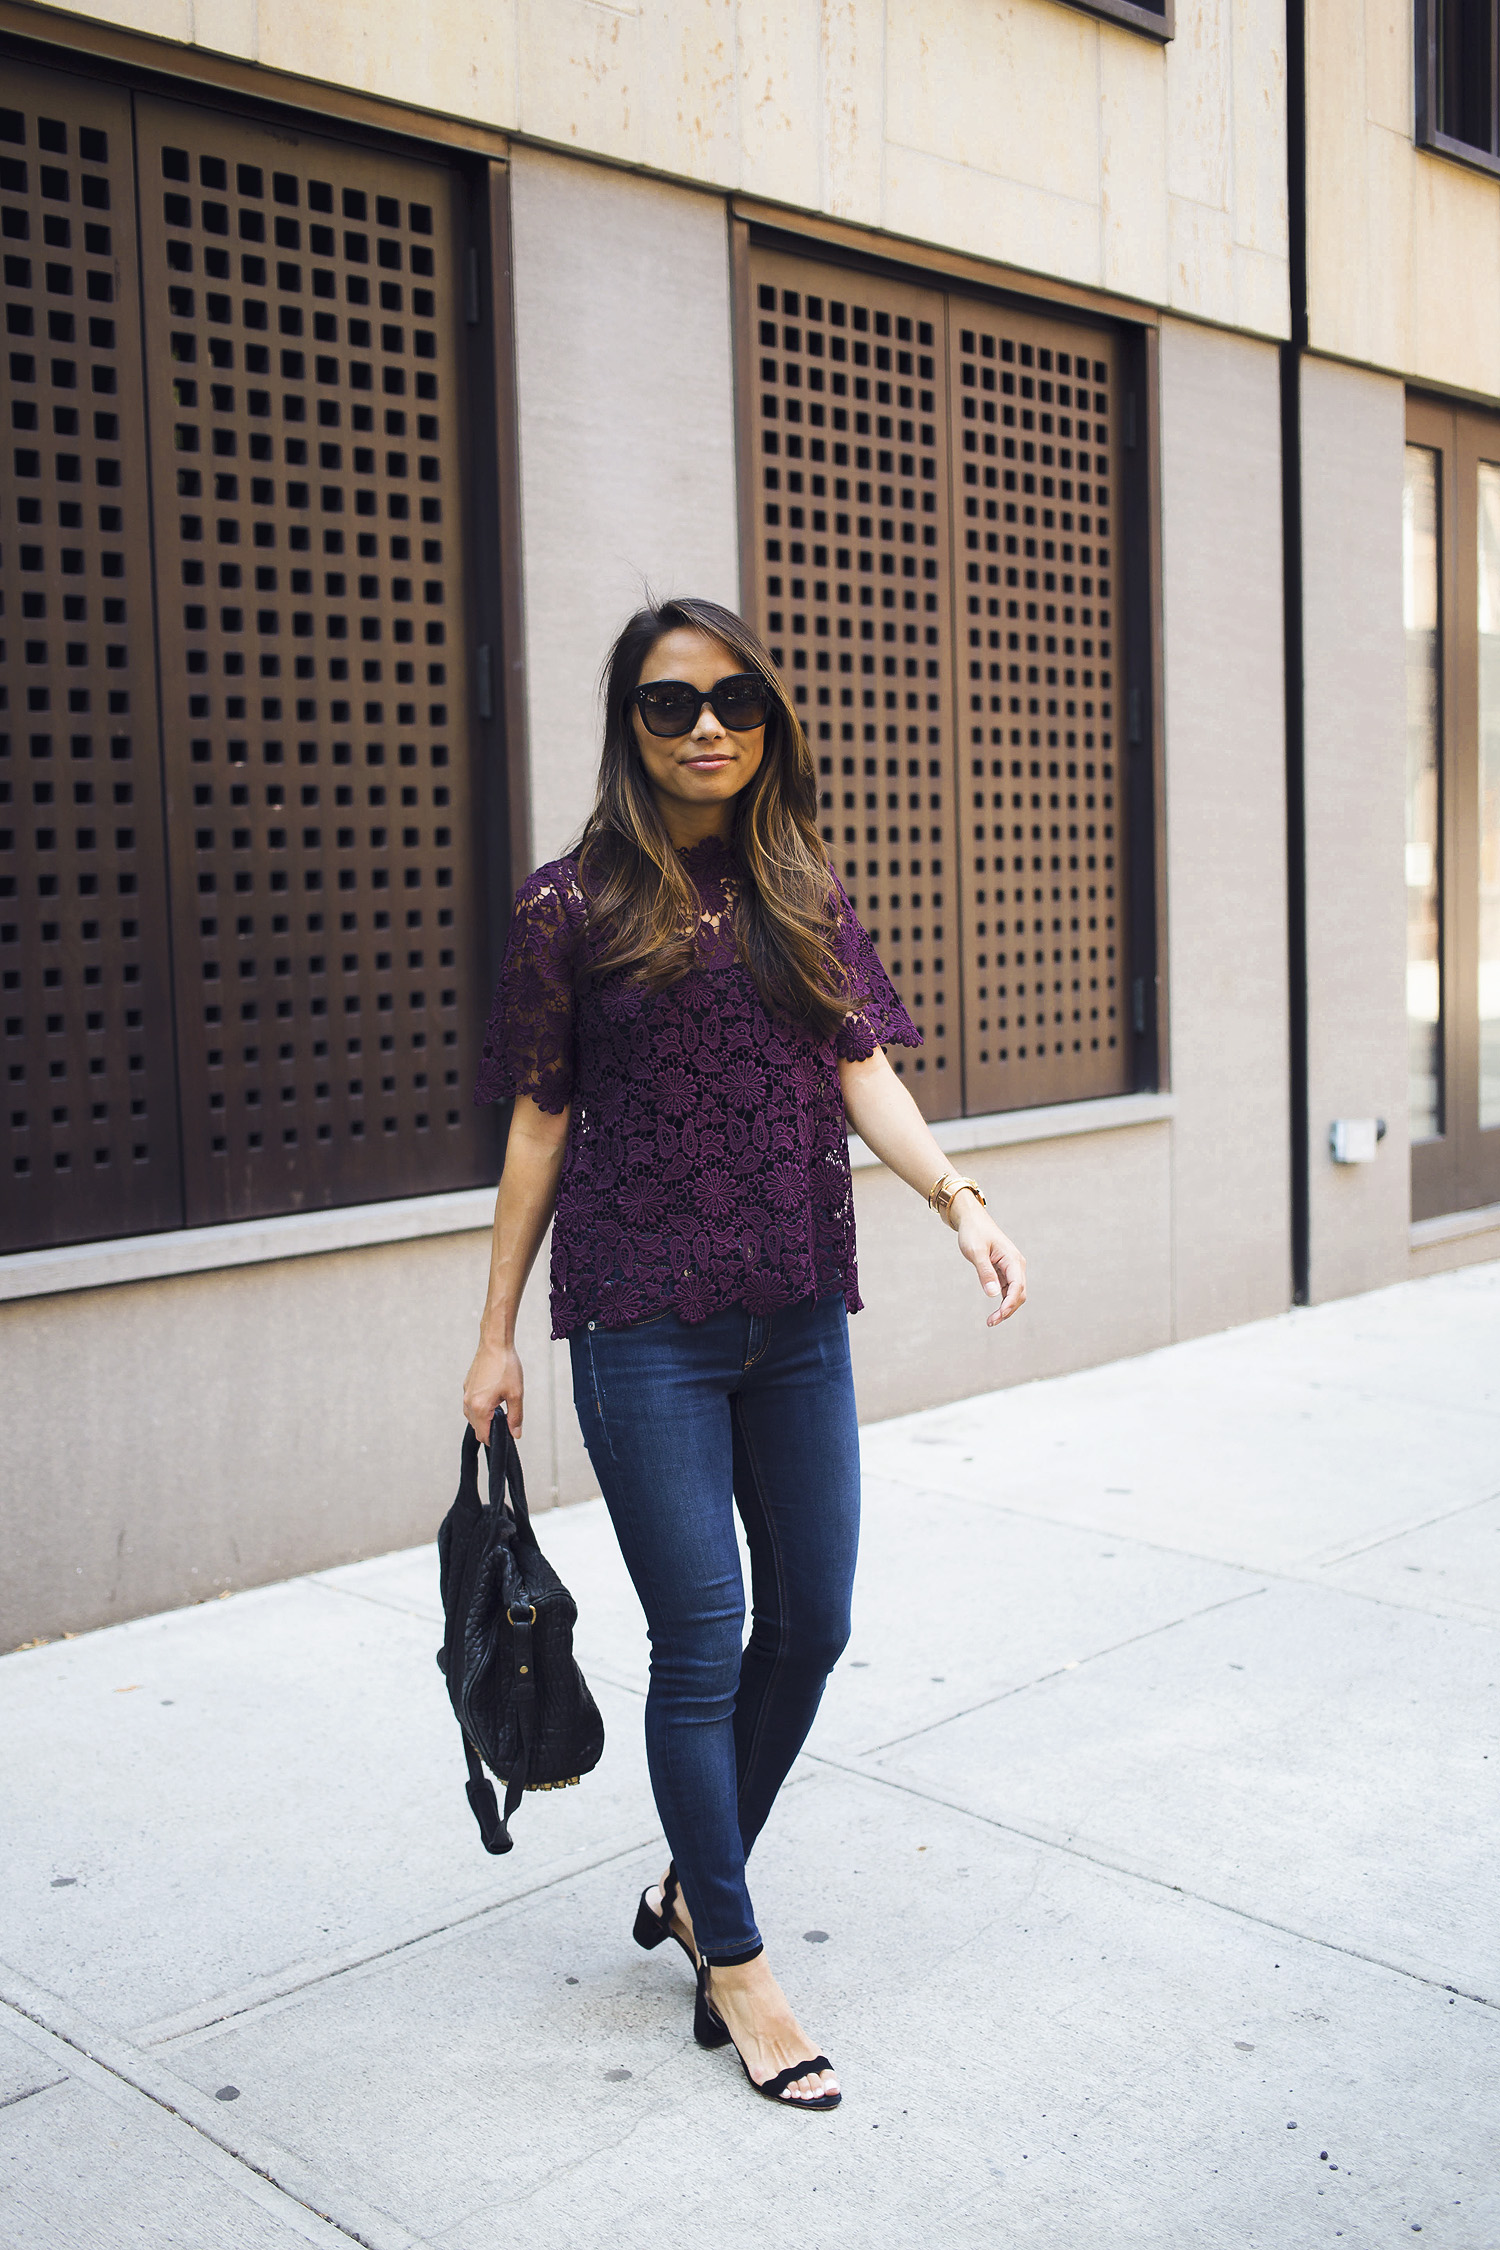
[652,801,735,852]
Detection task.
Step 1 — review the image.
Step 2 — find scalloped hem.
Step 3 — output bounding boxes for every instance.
[552,1277,863,1342]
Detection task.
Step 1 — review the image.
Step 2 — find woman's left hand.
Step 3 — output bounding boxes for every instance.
[953,1199,1027,1327]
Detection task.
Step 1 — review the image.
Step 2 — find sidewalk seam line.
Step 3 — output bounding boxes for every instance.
[860,1470,1500,1626]
[135,1828,667,2050]
[1307,1485,1500,1568]
[801,1754,1497,2012]
[0,2078,62,2112]
[856,1585,1269,1756]
[0,1984,424,2249]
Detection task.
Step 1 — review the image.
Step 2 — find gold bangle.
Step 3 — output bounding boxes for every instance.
[927,1171,987,1225]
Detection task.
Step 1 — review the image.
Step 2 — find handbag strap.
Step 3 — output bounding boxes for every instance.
[456,1416,540,1854]
[482,1414,536,1545]
[460,1599,538,1855]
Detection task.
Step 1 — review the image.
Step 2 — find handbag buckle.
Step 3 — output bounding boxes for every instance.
[507,1601,538,1626]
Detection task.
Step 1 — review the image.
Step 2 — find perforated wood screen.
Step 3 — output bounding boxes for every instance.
[133,97,491,1226]
[745,247,958,1119]
[1,61,183,1243]
[744,241,1134,1121]
[949,302,1127,1113]
[2,63,501,1251]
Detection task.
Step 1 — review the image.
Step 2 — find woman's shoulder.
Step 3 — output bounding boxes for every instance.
[514,853,587,921]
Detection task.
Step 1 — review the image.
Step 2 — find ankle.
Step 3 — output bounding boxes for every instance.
[705,1949,769,1993]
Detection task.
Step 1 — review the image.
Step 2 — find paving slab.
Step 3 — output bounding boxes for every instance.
[0,2020,65,2112]
[1316,1492,1500,1625]
[151,1772,1499,2250]
[0,2011,351,2249]
[868,1577,1500,1995]
[0,1580,658,2040]
[864,1272,1500,1577]
[823,1476,1258,1756]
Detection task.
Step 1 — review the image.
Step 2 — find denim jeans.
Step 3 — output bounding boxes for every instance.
[570,1293,861,1963]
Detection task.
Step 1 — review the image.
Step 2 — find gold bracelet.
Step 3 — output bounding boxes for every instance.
[927,1171,987,1226]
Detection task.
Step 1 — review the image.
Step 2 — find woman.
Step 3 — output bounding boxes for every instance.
[463,597,1026,2111]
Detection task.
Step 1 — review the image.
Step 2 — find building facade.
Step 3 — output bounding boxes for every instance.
[1,0,1494,1645]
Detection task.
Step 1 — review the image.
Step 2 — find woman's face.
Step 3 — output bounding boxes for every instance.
[631,628,767,834]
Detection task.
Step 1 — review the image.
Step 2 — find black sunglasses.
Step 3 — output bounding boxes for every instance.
[632,673,770,738]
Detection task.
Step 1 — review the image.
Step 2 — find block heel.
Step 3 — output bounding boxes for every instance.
[632,1866,698,1971]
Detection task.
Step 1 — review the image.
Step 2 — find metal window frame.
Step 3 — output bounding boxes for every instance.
[1060,0,1174,40]
[0,16,530,1247]
[729,210,1168,1121]
[1414,0,1500,179]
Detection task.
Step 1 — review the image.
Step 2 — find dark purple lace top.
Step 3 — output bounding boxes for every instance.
[474,835,920,1338]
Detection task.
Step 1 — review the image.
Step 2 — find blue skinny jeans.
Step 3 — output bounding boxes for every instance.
[570,1293,861,1963]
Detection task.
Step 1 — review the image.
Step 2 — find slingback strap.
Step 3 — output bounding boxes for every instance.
[757,2057,835,2102]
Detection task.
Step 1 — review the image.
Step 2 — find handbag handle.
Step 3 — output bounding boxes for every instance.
[470,1412,535,1543]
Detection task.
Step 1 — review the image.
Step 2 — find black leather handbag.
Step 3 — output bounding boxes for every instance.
[436,1418,605,1854]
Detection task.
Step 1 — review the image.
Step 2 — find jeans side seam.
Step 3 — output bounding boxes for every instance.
[729,1393,792,1829]
[582,1329,615,1464]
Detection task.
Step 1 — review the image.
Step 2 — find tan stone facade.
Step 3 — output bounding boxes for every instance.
[2,0,1494,1645]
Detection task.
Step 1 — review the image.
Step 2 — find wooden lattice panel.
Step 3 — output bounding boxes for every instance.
[947,307,1129,1111]
[744,246,958,1120]
[0,61,182,1251]
[742,241,1136,1123]
[133,96,493,1225]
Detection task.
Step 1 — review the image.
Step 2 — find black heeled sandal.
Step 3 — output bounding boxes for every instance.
[694,1959,840,2108]
[632,1867,698,1972]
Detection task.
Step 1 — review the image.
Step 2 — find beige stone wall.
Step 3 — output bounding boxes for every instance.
[0,1230,501,1647]
[37,0,1288,337]
[1299,358,1410,1300]
[507,146,741,866]
[1157,319,1293,1335]
[1307,0,1500,394]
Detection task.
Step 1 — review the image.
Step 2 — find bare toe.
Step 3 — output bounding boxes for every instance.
[785,2070,839,2102]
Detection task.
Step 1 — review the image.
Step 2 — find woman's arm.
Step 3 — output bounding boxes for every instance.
[462,1094,572,1438]
[837,1046,1027,1328]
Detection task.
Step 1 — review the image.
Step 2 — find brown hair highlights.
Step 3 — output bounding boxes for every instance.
[575,597,852,1038]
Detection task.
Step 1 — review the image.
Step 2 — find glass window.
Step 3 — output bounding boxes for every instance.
[1477,464,1500,1128]
[1416,0,1500,178]
[1404,445,1442,1143]
[1405,396,1500,1220]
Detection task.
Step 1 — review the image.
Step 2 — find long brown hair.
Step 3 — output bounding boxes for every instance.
[575,597,852,1037]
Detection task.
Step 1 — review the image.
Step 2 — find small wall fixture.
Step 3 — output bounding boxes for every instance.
[1329,1118,1387,1164]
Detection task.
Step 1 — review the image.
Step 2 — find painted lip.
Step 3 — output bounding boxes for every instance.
[682,753,732,769]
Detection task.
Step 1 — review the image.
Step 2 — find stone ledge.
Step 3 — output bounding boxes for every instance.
[847,1089,1175,1169]
[1409,1200,1500,1251]
[0,1186,499,1305]
[2,1091,1174,1303]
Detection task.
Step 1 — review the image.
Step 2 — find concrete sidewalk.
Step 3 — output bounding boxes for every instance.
[3,1265,1498,2250]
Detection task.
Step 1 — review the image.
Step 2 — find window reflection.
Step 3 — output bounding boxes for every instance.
[1404,445,1442,1141]
[1476,463,1500,1129]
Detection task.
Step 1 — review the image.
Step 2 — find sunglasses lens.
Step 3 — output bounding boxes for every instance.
[637,685,699,736]
[714,676,768,728]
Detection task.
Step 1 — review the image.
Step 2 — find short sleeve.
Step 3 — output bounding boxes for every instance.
[828,874,922,1062]
[473,860,585,1112]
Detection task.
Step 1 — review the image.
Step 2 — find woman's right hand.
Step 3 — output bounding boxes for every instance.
[463,1335,524,1442]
